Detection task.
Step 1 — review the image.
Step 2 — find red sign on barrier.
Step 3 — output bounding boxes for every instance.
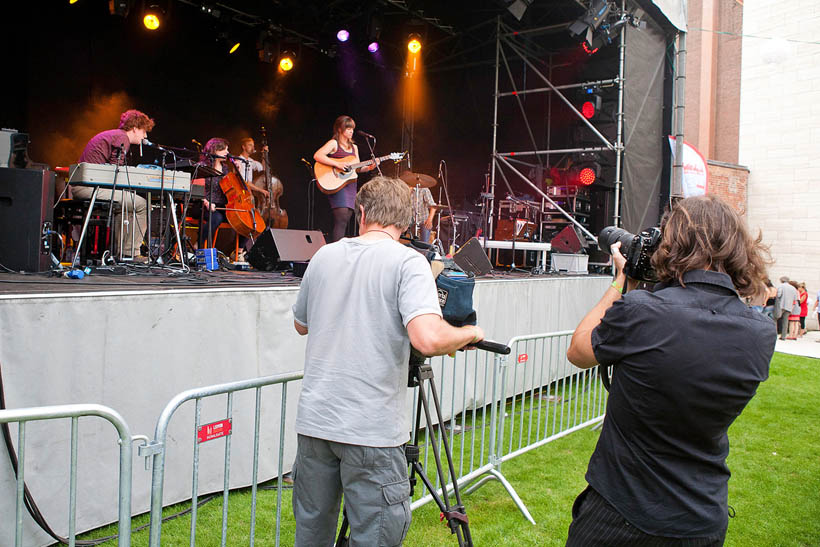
[197,419,232,443]
[517,353,528,364]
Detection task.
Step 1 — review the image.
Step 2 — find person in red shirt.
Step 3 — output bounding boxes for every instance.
[798,282,809,337]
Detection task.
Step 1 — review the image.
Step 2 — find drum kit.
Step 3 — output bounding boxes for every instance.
[398,170,458,250]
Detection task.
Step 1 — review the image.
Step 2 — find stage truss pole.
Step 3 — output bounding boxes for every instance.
[613,0,627,228]
[672,30,686,199]
[489,16,501,242]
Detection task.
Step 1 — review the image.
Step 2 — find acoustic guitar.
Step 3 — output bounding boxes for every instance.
[314,151,405,194]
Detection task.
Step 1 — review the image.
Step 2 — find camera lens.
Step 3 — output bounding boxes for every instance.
[598,226,636,256]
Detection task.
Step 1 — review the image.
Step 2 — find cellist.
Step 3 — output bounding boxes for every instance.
[198,137,250,253]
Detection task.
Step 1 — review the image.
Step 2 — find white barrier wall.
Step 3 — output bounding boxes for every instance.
[0,275,610,546]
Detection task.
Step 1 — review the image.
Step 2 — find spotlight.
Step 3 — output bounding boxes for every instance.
[229,41,240,54]
[336,29,350,42]
[70,0,79,4]
[407,34,422,54]
[279,51,295,72]
[578,167,597,185]
[143,4,162,30]
[367,41,379,53]
[507,0,532,21]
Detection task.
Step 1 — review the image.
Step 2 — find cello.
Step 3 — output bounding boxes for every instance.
[256,125,289,229]
[219,161,267,239]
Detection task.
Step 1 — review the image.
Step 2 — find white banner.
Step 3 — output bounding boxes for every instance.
[669,136,708,197]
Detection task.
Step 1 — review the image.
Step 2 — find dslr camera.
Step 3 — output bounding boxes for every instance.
[598,226,662,283]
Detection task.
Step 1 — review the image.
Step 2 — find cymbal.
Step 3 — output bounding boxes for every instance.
[400,171,437,188]
[431,203,449,210]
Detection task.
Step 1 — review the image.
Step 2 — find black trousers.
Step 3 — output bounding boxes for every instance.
[566,486,726,547]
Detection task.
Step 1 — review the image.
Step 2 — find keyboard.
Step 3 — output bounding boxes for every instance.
[68,163,192,193]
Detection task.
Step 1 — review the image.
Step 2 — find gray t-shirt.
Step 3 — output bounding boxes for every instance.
[292,237,442,447]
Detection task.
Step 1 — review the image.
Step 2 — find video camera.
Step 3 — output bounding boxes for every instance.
[598,226,662,283]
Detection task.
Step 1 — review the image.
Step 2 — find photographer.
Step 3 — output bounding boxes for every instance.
[291,176,484,547]
[565,196,775,546]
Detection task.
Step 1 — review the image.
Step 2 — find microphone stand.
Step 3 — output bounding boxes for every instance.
[363,135,382,176]
[301,158,316,231]
[439,160,456,253]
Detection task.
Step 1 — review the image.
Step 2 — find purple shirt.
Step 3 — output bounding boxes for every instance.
[79,129,130,165]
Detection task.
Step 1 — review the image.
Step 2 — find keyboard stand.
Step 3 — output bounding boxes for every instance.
[71,186,99,269]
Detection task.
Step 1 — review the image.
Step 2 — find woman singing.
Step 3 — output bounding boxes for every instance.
[313,115,379,242]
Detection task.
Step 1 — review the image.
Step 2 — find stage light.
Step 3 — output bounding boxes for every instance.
[578,167,597,185]
[507,0,532,21]
[368,41,379,53]
[337,29,350,42]
[581,101,596,119]
[70,0,79,4]
[143,13,160,30]
[229,41,240,54]
[407,34,422,54]
[142,3,163,30]
[279,52,295,72]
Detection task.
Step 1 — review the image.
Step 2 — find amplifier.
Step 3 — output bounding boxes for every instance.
[0,168,55,271]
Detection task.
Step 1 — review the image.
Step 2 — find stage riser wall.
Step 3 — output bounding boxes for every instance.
[0,275,609,546]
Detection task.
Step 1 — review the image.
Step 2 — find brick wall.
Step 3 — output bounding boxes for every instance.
[706,161,748,215]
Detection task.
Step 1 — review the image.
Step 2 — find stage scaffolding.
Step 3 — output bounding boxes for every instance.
[488,14,628,243]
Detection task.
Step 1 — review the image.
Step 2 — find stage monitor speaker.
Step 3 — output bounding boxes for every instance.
[247,228,326,271]
[0,168,55,272]
[550,224,588,254]
[453,237,493,276]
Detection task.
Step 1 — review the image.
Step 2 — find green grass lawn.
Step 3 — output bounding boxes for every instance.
[80,352,820,546]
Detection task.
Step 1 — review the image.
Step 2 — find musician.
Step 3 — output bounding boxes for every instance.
[74,109,154,258]
[198,137,249,253]
[411,186,437,243]
[313,115,379,243]
[233,138,264,185]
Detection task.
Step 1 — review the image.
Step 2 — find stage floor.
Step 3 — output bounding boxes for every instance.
[0,267,579,296]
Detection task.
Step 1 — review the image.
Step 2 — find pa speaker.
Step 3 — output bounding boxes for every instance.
[550,225,588,254]
[248,228,326,271]
[0,168,55,272]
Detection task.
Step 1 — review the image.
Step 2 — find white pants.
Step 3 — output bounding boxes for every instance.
[72,186,148,257]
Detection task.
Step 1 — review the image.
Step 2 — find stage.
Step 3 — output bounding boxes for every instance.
[0,268,609,546]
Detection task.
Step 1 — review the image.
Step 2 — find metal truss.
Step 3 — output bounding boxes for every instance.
[489,10,627,241]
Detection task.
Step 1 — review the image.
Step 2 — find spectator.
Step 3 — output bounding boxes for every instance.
[774,276,798,340]
[798,282,808,337]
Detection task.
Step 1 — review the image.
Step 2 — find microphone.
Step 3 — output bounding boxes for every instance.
[142,138,168,151]
[300,158,313,167]
[356,130,376,139]
[191,139,203,149]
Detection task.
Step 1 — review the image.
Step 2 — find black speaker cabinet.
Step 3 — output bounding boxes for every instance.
[248,228,326,271]
[550,224,588,254]
[0,168,55,272]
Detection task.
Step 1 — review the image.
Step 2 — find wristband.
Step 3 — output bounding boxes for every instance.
[611,281,624,294]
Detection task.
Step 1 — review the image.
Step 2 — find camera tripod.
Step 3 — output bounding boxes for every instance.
[335,340,510,547]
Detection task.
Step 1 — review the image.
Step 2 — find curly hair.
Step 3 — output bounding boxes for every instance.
[650,195,771,297]
[118,109,155,132]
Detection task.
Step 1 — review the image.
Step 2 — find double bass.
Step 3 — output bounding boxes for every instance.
[256,126,288,229]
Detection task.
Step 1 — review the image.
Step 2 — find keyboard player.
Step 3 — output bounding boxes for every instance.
[72,109,155,258]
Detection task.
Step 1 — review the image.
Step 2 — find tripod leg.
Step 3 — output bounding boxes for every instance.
[413,364,473,546]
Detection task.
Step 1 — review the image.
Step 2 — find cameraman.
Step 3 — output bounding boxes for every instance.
[565,196,775,546]
[291,176,484,547]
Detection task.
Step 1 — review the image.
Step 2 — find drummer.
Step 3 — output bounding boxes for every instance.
[411,184,437,244]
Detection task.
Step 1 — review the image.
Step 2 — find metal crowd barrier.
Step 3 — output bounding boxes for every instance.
[410,331,608,525]
[0,404,135,547]
[143,371,303,547]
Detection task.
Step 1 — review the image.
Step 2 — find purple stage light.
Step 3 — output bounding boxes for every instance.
[336,29,350,42]
[367,41,379,53]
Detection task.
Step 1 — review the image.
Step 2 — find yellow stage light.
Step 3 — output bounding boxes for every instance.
[69,0,79,4]
[143,13,161,30]
[229,42,240,54]
[407,36,422,54]
[279,55,294,72]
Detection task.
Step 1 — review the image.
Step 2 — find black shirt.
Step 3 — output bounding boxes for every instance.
[588,270,775,537]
